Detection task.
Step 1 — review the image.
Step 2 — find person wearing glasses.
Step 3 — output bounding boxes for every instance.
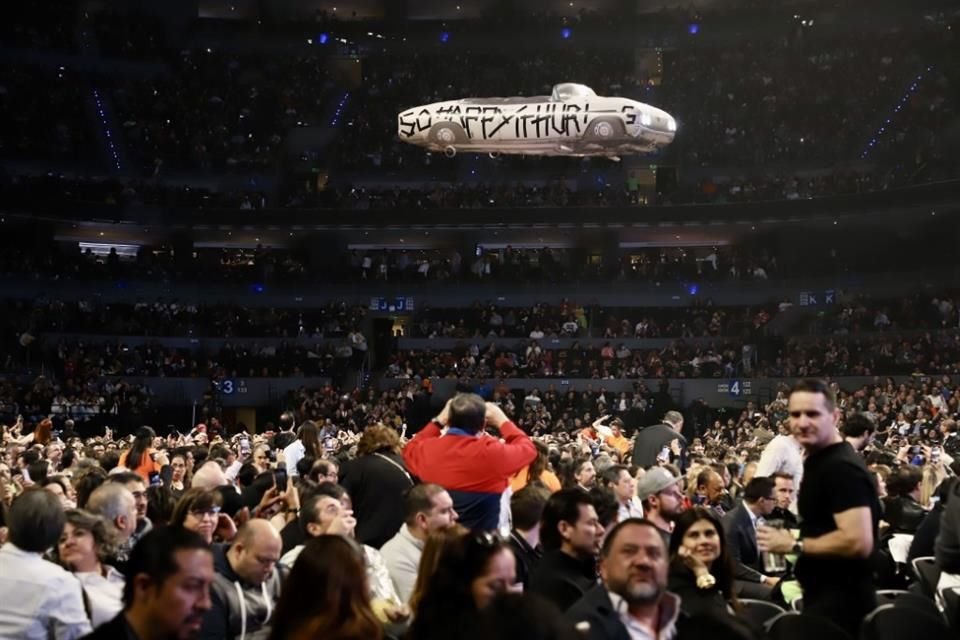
[171,488,236,545]
[721,476,781,600]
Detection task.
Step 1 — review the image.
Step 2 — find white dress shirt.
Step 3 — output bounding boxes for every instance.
[608,590,680,640]
[756,434,804,508]
[618,496,645,523]
[0,543,92,640]
[283,440,306,477]
[74,565,125,629]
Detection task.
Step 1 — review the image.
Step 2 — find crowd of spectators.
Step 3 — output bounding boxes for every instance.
[7,167,930,217]
[0,373,958,638]
[804,293,960,335]
[0,374,153,432]
[2,1,78,52]
[0,239,798,286]
[89,7,167,61]
[0,66,94,164]
[773,331,960,378]
[659,29,953,167]
[410,302,772,340]
[31,339,349,380]
[387,327,960,381]
[5,7,956,212]
[2,172,269,211]
[384,340,755,381]
[109,49,337,173]
[16,299,367,339]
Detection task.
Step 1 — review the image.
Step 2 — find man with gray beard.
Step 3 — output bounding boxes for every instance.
[565,518,681,640]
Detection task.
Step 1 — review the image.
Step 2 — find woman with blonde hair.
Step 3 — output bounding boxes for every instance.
[921,461,946,507]
[339,423,414,548]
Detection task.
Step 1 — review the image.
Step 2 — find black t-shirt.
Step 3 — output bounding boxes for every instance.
[796,441,880,588]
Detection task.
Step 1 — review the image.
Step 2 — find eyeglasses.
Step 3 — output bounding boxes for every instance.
[189,506,221,518]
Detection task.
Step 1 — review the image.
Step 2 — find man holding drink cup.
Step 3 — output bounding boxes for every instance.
[757,379,880,636]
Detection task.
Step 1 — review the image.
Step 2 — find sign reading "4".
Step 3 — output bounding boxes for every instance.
[717,380,752,397]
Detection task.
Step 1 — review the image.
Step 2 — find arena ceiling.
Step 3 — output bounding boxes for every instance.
[199,0,760,21]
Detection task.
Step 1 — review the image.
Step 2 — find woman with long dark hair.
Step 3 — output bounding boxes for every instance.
[667,506,740,618]
[268,535,382,640]
[283,420,322,478]
[408,531,518,640]
[119,426,166,481]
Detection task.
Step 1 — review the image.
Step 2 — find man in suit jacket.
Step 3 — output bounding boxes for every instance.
[565,518,681,640]
[631,411,687,469]
[83,527,214,640]
[721,476,780,600]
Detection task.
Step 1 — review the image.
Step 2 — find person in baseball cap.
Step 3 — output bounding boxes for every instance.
[637,468,686,548]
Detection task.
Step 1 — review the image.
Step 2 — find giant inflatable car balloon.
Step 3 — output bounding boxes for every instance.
[397,83,676,159]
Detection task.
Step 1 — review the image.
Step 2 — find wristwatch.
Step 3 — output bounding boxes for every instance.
[791,540,804,555]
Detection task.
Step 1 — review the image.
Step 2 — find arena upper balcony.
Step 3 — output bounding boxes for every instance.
[5,177,959,233]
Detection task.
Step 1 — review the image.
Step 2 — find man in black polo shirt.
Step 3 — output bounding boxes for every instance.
[758,378,880,635]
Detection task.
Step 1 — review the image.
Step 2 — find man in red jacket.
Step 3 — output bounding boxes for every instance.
[403,393,537,531]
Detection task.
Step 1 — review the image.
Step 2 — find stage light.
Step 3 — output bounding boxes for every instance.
[439,31,450,43]
[561,27,572,39]
[318,32,329,45]
[688,23,699,35]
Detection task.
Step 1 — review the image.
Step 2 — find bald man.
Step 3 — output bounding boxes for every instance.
[199,520,285,639]
[192,461,229,491]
